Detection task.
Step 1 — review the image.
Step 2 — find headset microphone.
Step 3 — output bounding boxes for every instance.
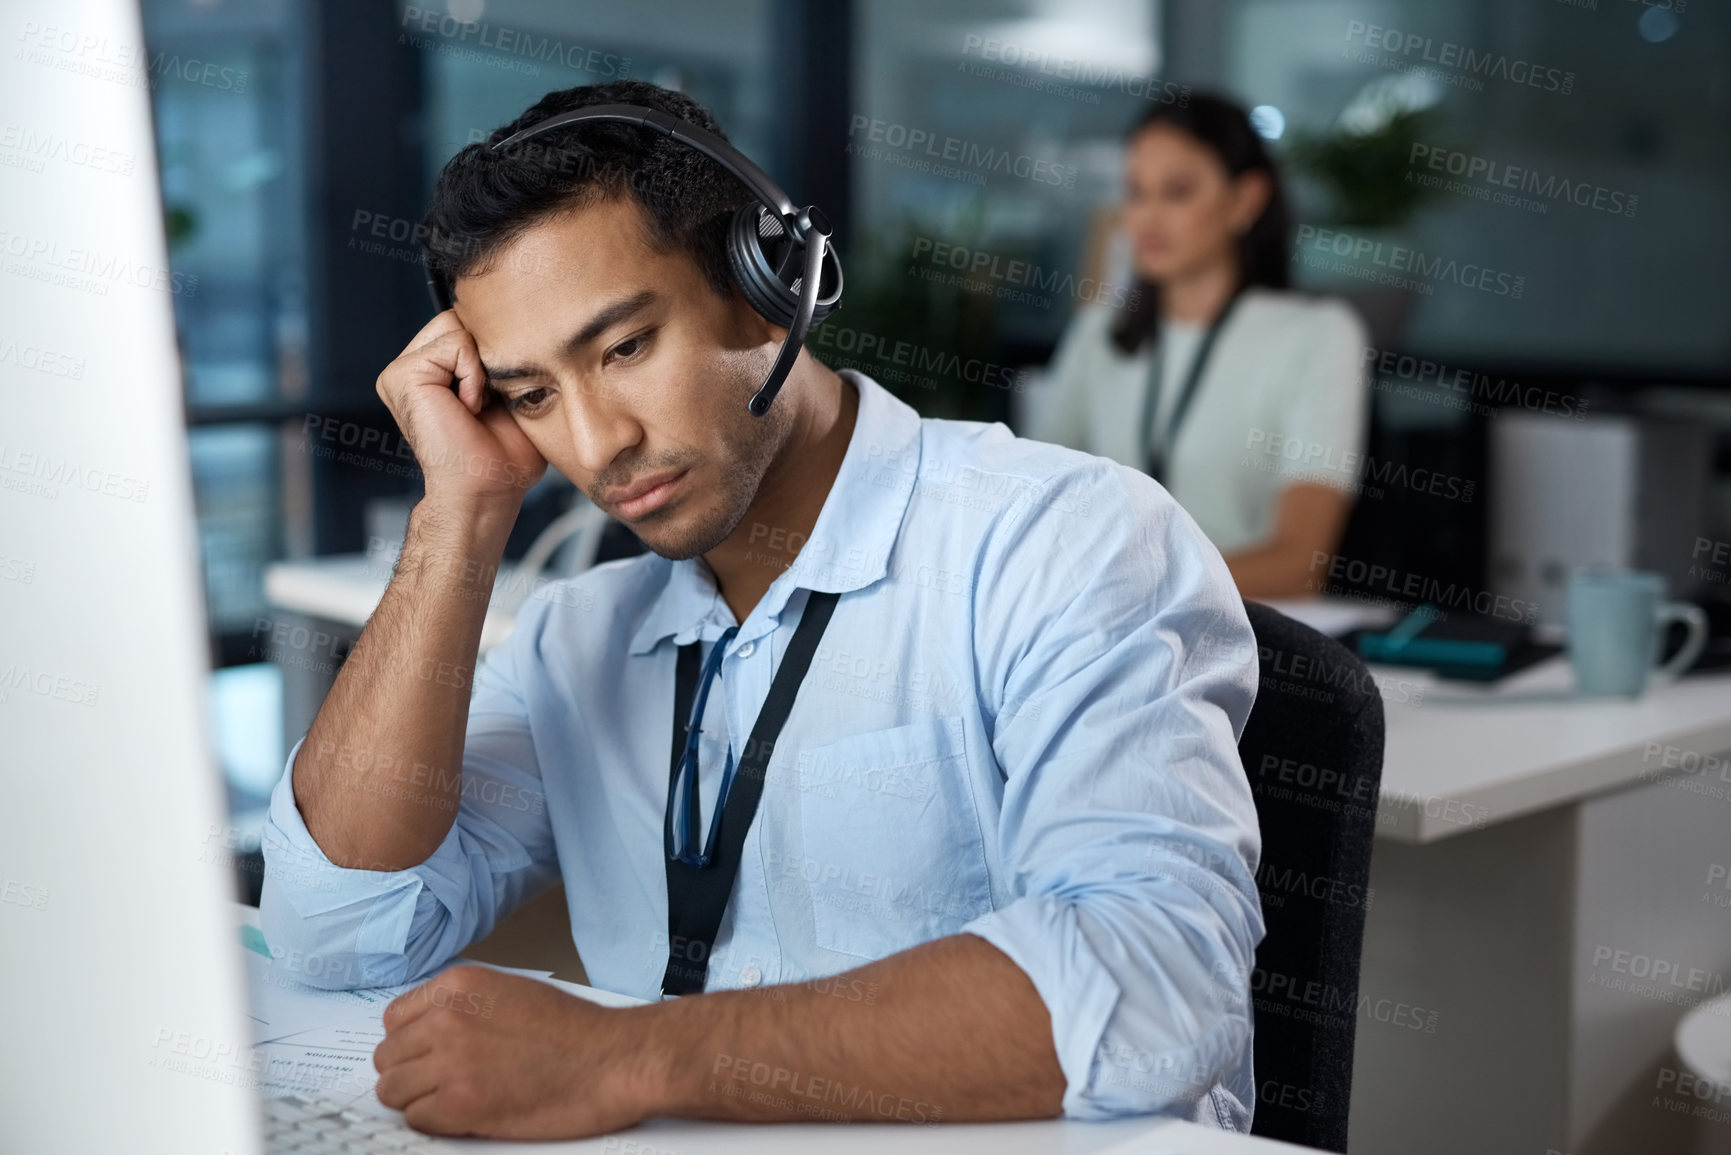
[424,104,843,419]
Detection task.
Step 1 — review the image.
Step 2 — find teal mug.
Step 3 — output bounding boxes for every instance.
[1566,570,1708,697]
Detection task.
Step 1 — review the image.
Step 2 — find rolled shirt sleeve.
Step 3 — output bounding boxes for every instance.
[962,460,1263,1125]
[258,597,562,990]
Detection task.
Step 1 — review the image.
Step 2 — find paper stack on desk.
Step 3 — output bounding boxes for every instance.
[237,913,555,1105]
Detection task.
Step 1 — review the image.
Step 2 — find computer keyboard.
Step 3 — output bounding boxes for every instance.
[263,1093,456,1153]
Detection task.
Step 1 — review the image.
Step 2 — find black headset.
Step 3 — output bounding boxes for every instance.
[424,104,843,418]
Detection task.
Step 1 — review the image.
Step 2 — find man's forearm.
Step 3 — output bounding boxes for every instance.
[292,496,518,871]
[632,933,1066,1124]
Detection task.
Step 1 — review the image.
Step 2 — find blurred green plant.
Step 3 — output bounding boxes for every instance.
[165,203,198,247]
[1285,107,1443,228]
[813,204,1002,421]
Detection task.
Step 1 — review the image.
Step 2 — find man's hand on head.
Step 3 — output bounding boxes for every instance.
[377,311,549,515]
[373,965,666,1139]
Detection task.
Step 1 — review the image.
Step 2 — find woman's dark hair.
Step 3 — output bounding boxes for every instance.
[420,80,751,304]
[1109,92,1291,355]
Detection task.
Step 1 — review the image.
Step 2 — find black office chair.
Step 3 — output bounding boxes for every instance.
[1237,601,1386,1152]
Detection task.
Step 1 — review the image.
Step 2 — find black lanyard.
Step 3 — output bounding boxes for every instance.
[660,588,841,996]
[1138,288,1243,484]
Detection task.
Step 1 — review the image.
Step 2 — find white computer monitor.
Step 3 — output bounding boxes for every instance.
[0,0,264,1150]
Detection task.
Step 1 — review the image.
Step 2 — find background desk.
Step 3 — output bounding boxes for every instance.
[265,554,519,654]
[1347,649,1731,1155]
[261,555,520,794]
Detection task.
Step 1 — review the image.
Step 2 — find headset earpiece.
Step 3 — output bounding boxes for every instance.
[727,203,841,330]
[427,267,454,314]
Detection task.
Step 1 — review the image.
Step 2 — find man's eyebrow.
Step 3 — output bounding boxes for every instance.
[480,289,660,387]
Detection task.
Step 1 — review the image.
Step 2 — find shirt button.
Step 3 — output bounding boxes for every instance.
[739,964,762,987]
[736,641,756,658]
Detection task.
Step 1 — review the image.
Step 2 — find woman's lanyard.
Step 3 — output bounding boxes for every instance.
[660,588,842,997]
[1138,288,1244,484]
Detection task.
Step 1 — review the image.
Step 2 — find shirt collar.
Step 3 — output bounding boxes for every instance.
[627,370,922,655]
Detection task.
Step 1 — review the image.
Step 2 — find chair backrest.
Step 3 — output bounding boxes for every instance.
[1237,601,1386,1152]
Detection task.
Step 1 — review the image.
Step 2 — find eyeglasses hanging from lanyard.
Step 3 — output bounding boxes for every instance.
[660,589,842,996]
[664,625,739,868]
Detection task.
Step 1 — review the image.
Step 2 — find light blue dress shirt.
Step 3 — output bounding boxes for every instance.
[260,369,1265,1129]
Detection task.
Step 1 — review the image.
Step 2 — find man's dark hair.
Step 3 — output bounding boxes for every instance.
[420,80,752,304]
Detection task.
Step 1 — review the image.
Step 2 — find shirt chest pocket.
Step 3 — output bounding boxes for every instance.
[790,715,994,960]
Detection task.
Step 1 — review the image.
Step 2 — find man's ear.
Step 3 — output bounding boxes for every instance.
[1230,169,1273,235]
[727,285,787,350]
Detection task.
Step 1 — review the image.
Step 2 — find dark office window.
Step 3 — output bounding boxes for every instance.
[144,0,310,635]
[841,0,1165,421]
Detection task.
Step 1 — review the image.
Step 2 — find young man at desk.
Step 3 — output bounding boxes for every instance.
[260,80,1263,1141]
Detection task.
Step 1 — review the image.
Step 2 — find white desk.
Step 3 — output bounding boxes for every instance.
[1372,654,1731,843]
[1346,654,1731,1154]
[262,502,610,658]
[234,905,1304,1154]
[451,1114,1309,1154]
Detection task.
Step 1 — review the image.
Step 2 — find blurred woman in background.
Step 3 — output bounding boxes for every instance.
[1030,93,1367,599]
